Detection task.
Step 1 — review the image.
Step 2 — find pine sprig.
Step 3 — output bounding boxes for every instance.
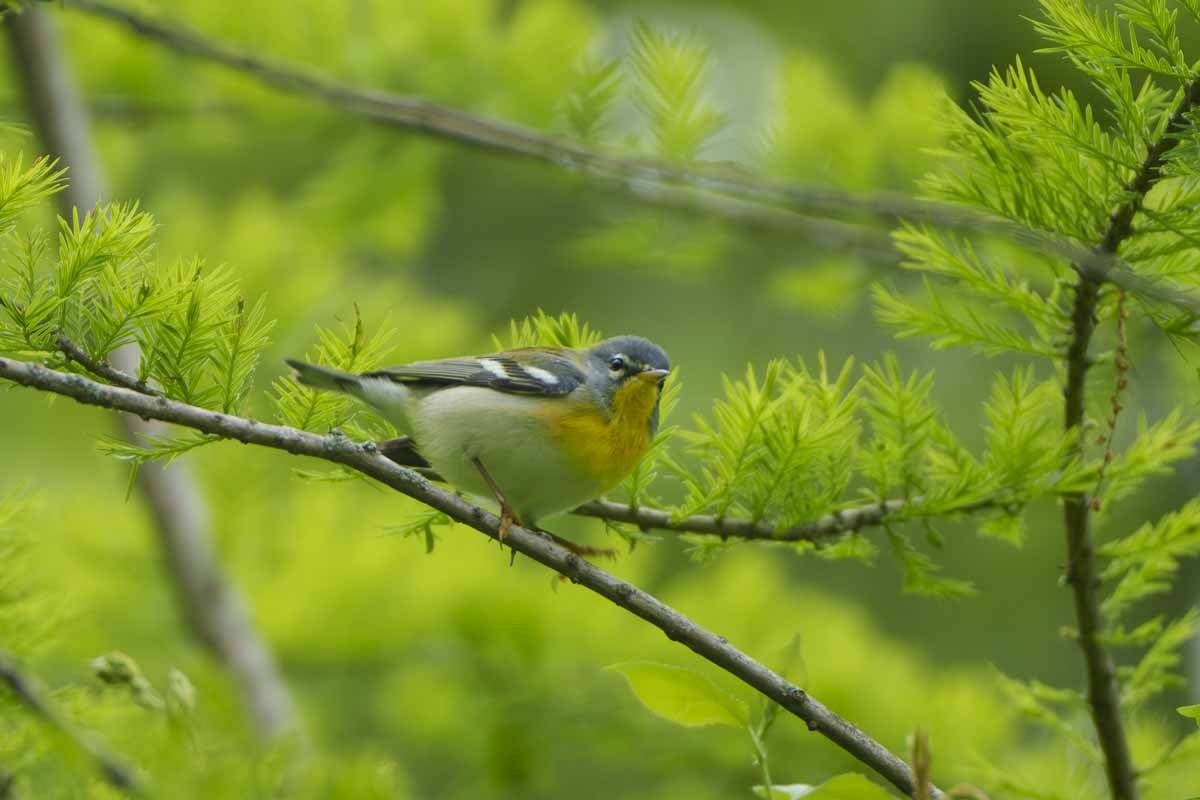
[885,526,975,598]
[672,360,783,521]
[98,429,218,466]
[385,507,452,554]
[629,20,726,161]
[893,226,1067,336]
[1119,609,1197,707]
[1035,0,1190,81]
[564,59,622,142]
[1095,410,1200,509]
[1100,495,1200,621]
[211,296,274,414]
[55,203,156,343]
[994,671,1099,760]
[137,260,238,407]
[495,309,602,350]
[0,153,65,236]
[272,304,395,434]
[0,230,57,354]
[873,279,1062,359]
[859,354,939,500]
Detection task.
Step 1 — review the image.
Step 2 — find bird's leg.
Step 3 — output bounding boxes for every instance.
[472,457,520,542]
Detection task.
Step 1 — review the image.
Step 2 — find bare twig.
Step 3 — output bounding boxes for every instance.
[55,0,1200,316]
[5,4,298,742]
[0,356,945,799]
[55,331,160,395]
[1060,74,1200,800]
[573,497,999,543]
[0,649,142,794]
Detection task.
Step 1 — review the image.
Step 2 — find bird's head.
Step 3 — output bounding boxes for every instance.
[585,336,671,432]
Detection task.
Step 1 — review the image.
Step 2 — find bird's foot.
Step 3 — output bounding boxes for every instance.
[535,527,617,560]
[498,504,520,543]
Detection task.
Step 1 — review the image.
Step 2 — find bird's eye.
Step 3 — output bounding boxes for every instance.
[608,355,626,373]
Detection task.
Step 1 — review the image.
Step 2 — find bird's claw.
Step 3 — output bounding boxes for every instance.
[534,527,617,560]
[498,505,519,543]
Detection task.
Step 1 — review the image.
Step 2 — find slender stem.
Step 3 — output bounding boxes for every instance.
[55,331,160,395]
[1060,75,1200,800]
[0,649,142,795]
[0,357,946,799]
[573,497,999,543]
[53,0,1200,314]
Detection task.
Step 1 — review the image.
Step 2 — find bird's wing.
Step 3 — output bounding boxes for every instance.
[363,349,585,396]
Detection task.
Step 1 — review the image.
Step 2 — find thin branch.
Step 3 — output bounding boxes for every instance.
[573,497,1000,543]
[0,649,142,795]
[0,356,947,799]
[56,0,1200,317]
[55,331,160,395]
[5,5,298,742]
[1060,74,1200,800]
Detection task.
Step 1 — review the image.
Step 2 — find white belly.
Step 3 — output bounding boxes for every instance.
[409,386,603,525]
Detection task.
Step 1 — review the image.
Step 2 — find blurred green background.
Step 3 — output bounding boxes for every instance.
[2,0,1198,797]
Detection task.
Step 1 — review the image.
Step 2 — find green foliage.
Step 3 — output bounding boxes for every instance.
[995,671,1099,760]
[212,296,274,414]
[664,352,1107,592]
[272,305,395,435]
[563,58,622,142]
[0,192,284,471]
[7,0,1200,797]
[629,21,726,161]
[0,153,64,236]
[607,661,749,728]
[1100,496,1200,621]
[0,489,54,658]
[877,228,1066,359]
[493,308,602,350]
[1095,411,1200,509]
[672,357,860,526]
[384,507,452,554]
[885,3,1200,790]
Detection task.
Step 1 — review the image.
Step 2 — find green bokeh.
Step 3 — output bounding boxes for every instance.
[1,1,1198,797]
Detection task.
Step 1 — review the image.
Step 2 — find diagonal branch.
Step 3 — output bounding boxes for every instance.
[0,355,946,799]
[56,331,160,395]
[0,649,142,795]
[1060,75,1200,800]
[573,497,1000,543]
[56,0,1200,317]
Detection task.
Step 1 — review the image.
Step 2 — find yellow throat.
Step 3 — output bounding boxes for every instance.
[552,374,661,490]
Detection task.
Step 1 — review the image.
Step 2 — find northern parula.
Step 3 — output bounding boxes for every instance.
[286,336,670,543]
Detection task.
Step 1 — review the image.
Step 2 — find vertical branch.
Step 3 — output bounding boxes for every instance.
[4,5,298,740]
[1061,76,1200,800]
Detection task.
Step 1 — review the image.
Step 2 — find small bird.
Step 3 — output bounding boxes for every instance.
[285,336,670,548]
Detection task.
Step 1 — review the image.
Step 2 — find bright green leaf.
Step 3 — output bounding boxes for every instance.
[606,661,749,728]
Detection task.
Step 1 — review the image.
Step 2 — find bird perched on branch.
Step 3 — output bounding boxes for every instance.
[286,336,670,552]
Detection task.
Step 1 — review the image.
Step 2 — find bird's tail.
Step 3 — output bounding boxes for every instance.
[285,359,362,394]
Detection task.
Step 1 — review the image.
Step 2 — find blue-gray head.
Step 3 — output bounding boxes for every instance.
[585,336,670,432]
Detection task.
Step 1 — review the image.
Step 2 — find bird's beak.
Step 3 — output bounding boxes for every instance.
[638,368,670,386]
